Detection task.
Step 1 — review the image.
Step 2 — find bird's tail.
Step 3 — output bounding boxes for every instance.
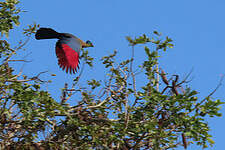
[35,28,61,40]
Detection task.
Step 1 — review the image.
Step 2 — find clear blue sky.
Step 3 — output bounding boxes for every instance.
[11,0,225,149]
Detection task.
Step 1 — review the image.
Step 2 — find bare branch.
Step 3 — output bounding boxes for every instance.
[195,74,224,110]
[87,97,110,109]
[6,71,48,82]
[3,37,30,64]
[8,60,31,62]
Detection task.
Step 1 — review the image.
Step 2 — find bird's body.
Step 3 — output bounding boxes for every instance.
[35,28,93,74]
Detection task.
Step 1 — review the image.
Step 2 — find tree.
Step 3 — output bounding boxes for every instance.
[0,0,224,149]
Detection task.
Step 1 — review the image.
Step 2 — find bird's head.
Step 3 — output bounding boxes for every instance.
[83,40,94,48]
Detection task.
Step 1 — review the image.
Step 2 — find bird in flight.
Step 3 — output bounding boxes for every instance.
[35,28,93,74]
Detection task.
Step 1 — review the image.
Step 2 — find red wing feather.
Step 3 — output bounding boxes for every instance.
[55,43,79,74]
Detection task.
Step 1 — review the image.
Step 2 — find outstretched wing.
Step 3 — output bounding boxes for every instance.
[55,41,80,74]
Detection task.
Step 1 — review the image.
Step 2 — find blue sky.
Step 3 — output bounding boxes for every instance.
[10,0,225,149]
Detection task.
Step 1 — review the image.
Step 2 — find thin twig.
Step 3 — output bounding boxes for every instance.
[3,37,30,63]
[87,97,110,109]
[8,60,31,62]
[130,46,137,96]
[6,71,47,82]
[195,75,224,110]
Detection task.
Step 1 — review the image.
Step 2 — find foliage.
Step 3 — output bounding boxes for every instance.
[0,0,224,149]
[0,0,20,37]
